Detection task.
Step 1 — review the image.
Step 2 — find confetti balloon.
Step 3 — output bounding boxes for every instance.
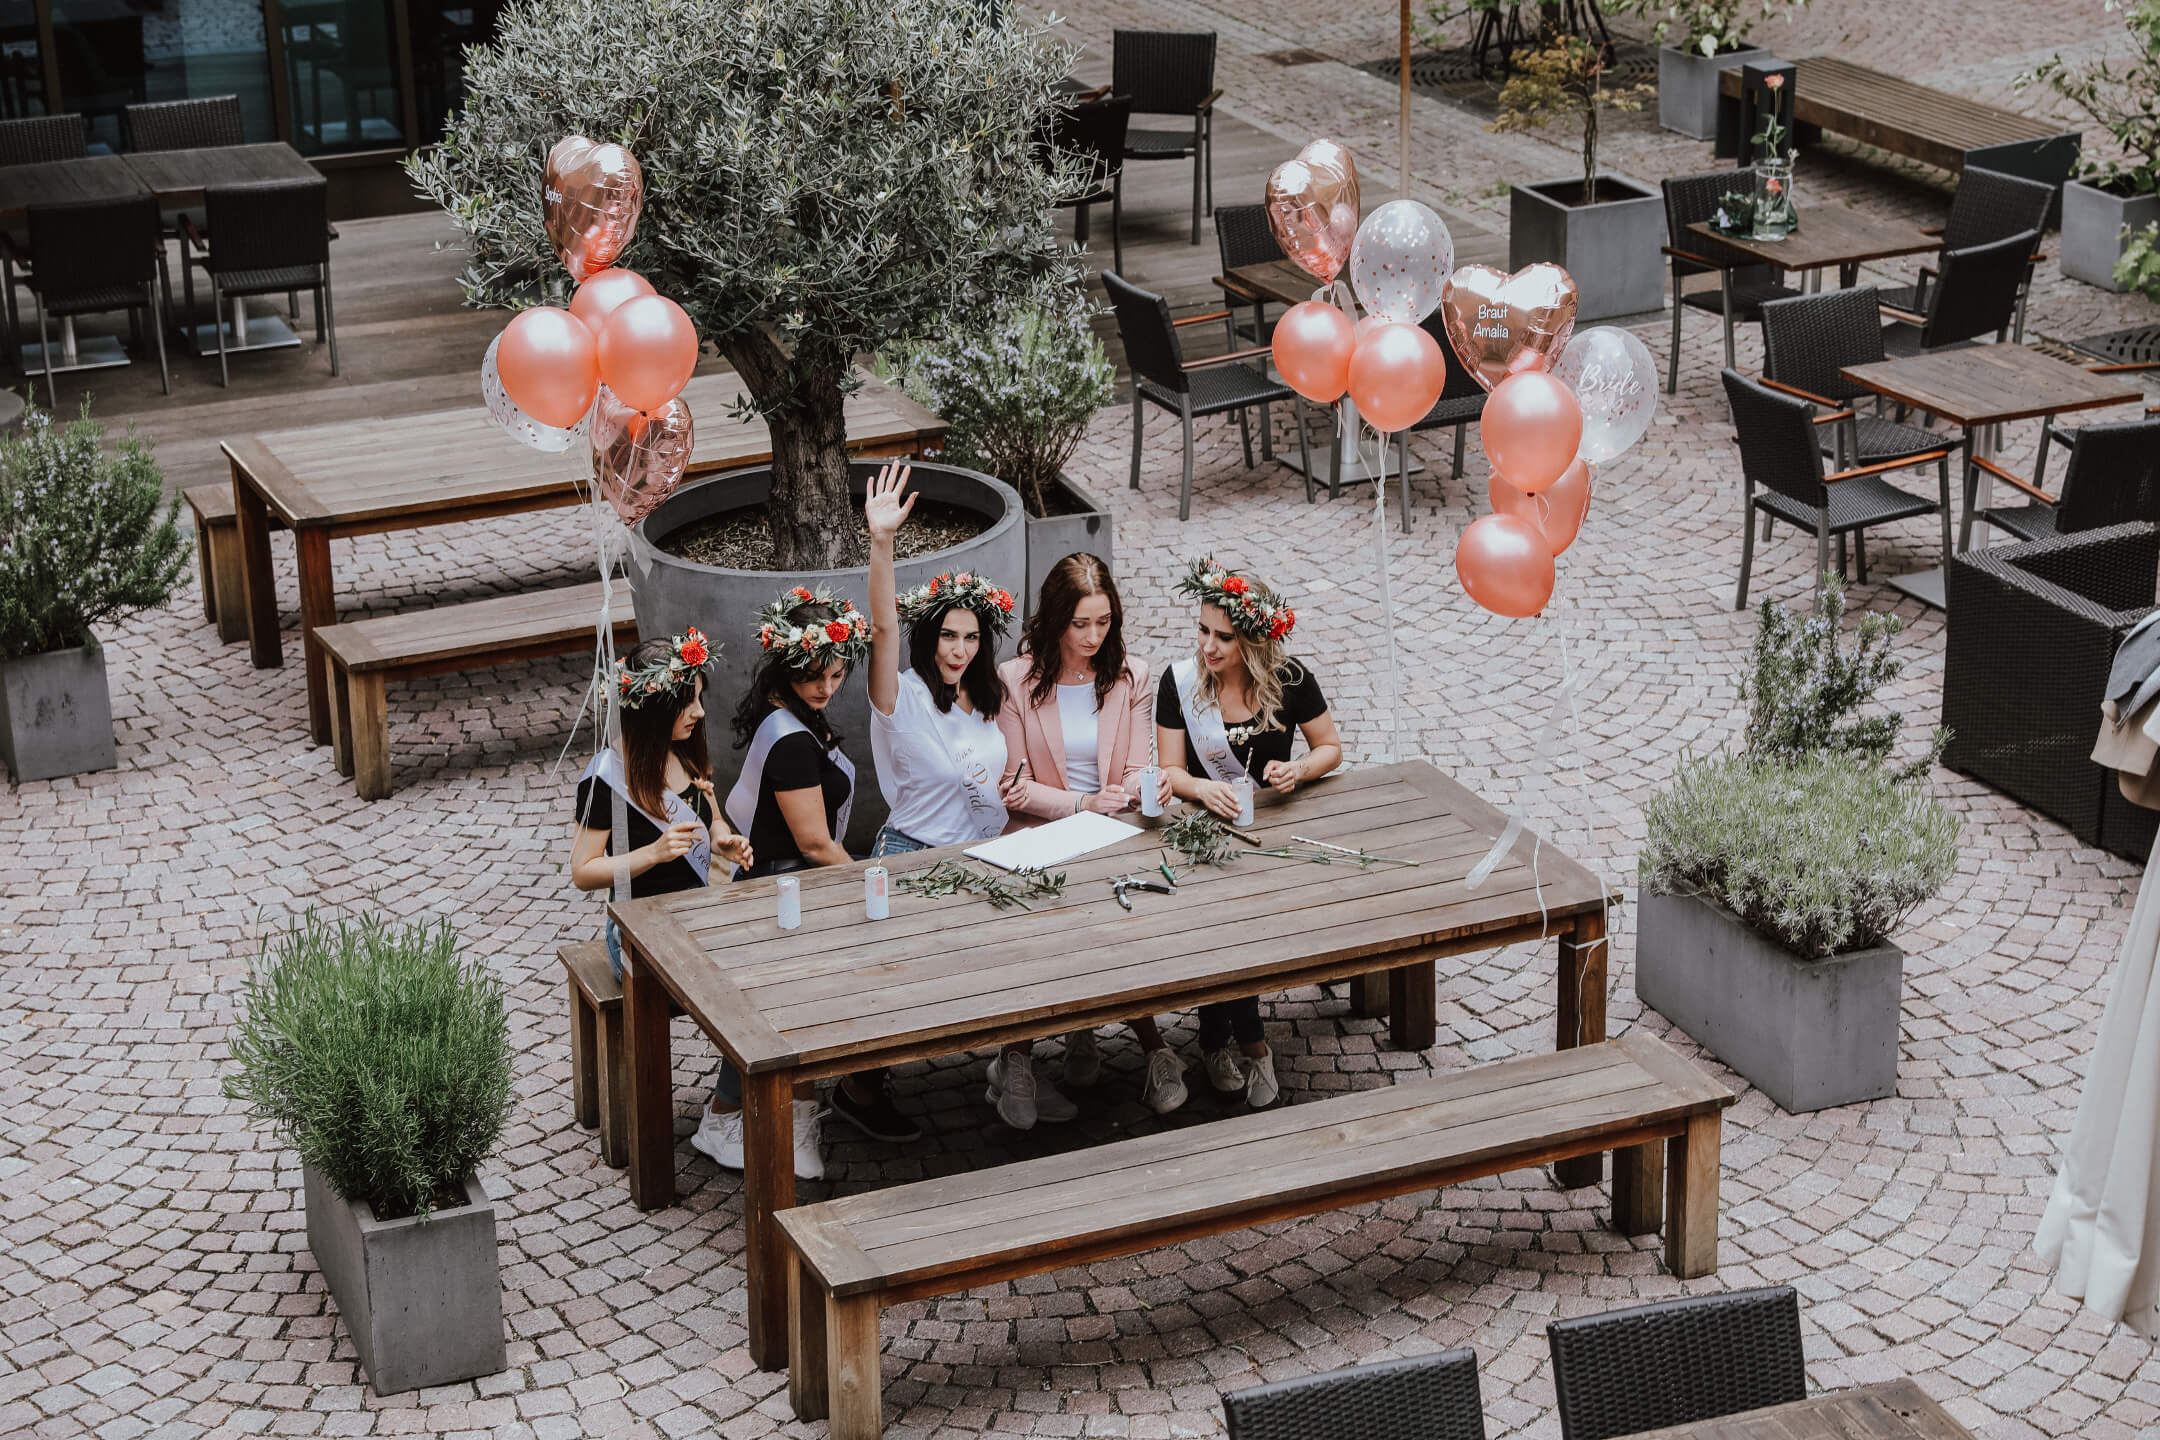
[1348,199,1455,325]
[1551,326,1659,464]
[481,333,589,453]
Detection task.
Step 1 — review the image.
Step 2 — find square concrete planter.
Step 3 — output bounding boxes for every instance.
[1509,176,1665,320]
[1022,472,1114,620]
[1635,891,1903,1113]
[2061,179,2160,292]
[1658,44,1769,140]
[305,1165,507,1396]
[0,637,116,783]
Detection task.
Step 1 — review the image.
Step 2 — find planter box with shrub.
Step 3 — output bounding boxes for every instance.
[1510,176,1666,319]
[1657,44,1770,140]
[2021,7,2160,294]
[0,639,116,783]
[2061,180,2160,291]
[1024,472,1114,610]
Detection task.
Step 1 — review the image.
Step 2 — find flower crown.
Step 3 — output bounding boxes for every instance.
[896,570,1017,639]
[616,628,714,710]
[755,584,872,670]
[1176,557,1295,642]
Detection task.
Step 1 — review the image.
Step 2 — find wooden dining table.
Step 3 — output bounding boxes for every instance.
[1620,1379,1975,1438]
[123,142,325,354]
[223,369,946,746]
[608,760,1612,1371]
[1685,204,1939,294]
[0,154,147,219]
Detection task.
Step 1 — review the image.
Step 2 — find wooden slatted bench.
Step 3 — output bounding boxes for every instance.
[1721,58,2079,203]
[778,1031,1732,1438]
[562,941,627,1168]
[315,581,637,800]
[185,482,284,645]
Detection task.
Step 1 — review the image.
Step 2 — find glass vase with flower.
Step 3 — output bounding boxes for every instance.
[1750,72,1798,240]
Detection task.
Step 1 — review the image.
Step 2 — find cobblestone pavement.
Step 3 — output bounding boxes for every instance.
[7,0,2160,1436]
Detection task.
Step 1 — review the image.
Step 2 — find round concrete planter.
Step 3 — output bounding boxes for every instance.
[628,460,1024,850]
[1657,43,1769,141]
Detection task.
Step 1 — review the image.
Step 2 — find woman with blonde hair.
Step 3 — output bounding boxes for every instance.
[1156,557,1342,1108]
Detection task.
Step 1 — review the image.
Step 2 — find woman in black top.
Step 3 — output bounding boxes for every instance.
[1155,558,1342,1111]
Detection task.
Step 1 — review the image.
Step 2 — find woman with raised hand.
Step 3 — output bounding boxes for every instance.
[1156,557,1343,1109]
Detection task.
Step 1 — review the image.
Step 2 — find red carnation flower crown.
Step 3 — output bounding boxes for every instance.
[615,627,716,711]
[1176,556,1295,642]
[754,584,872,671]
[896,569,1017,639]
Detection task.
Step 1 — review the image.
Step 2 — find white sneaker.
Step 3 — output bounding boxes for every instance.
[1062,1029,1102,1088]
[690,1106,745,1170]
[1142,1047,1188,1114]
[792,1099,825,1182]
[1203,1046,1247,1095]
[1244,1050,1280,1109]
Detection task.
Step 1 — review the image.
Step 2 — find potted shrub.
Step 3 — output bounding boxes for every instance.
[1612,0,1810,140]
[1636,579,1960,1112]
[2020,0,2160,292]
[224,912,515,1396]
[1493,33,1664,319]
[0,404,187,784]
[2119,221,2160,303]
[887,287,1118,616]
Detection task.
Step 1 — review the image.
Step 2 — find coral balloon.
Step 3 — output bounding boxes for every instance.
[1349,199,1455,324]
[1346,322,1447,434]
[1480,370,1584,494]
[480,333,588,453]
[1265,148,1361,284]
[1489,460,1591,556]
[1354,315,1389,343]
[1455,513,1556,618]
[495,306,599,430]
[1438,263,1580,390]
[569,268,656,333]
[1271,301,1357,402]
[591,387,695,526]
[544,136,644,281]
[1551,326,1659,463]
[596,295,698,414]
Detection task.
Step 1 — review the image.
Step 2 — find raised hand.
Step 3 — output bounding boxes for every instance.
[864,461,916,544]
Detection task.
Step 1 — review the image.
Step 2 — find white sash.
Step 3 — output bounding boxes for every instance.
[582,747,710,887]
[912,675,1007,842]
[726,706,856,870]
[1173,656,1252,786]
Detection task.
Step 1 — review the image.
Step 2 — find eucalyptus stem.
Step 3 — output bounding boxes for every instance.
[896,859,1067,911]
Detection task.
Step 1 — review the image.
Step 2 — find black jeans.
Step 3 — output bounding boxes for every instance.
[1197,996,1264,1050]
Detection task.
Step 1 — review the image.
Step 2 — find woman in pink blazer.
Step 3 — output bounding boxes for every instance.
[997,552,1187,1114]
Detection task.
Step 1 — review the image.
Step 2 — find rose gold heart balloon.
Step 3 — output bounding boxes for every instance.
[1266,141,1361,284]
[1437,263,1580,391]
[591,386,694,526]
[544,135,644,282]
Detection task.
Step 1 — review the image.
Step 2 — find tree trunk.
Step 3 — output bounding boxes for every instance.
[722,330,860,571]
[1583,102,1599,206]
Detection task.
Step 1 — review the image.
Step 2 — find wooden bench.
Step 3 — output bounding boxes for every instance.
[185,483,284,645]
[1721,58,2079,205]
[562,941,627,1168]
[778,1031,1732,1438]
[315,581,637,800]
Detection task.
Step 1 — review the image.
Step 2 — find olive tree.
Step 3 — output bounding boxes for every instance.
[411,0,1081,569]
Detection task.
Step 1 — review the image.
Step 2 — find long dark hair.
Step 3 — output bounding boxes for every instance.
[732,601,847,749]
[616,637,710,817]
[1019,552,1125,708]
[909,600,1005,720]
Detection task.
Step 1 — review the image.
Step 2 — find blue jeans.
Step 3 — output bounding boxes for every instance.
[871,825,930,857]
[607,917,741,1108]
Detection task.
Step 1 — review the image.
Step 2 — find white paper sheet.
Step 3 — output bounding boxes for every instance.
[964,811,1142,873]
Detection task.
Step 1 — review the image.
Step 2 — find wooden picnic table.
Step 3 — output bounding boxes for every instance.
[122,142,320,207]
[1684,205,1938,291]
[1622,1379,1975,1438]
[608,760,1612,1372]
[223,369,945,746]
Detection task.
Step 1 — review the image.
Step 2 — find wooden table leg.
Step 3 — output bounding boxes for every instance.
[744,1067,797,1372]
[1612,1137,1664,1236]
[1388,956,1436,1051]
[1553,908,1608,1189]
[234,469,282,670]
[1665,1110,1721,1279]
[296,528,335,745]
[1350,972,1389,1019]
[622,946,676,1211]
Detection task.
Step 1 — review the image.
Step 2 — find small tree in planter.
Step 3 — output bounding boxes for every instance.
[0,404,187,783]
[224,911,515,1395]
[1491,33,1653,206]
[2019,0,2160,292]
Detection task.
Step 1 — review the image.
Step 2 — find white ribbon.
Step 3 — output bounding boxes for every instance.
[582,747,711,886]
[1173,656,1253,786]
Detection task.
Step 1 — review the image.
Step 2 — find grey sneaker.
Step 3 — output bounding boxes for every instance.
[1062,1028,1103,1088]
[988,1053,1076,1129]
[1203,1046,1246,1095]
[1142,1047,1189,1114]
[1243,1049,1280,1109]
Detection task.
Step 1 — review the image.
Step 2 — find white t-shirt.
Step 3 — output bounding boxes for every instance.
[1056,682,1102,794]
[871,669,1009,846]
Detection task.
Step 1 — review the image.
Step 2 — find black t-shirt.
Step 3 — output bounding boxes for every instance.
[574,776,714,899]
[1156,660,1328,777]
[738,729,852,878]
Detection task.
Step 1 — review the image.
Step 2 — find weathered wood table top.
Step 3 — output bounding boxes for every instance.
[1621,1379,1976,1438]
[1843,344,2144,428]
[0,155,148,220]
[1224,259,1329,308]
[1685,205,1938,275]
[610,760,1614,1372]
[122,142,320,205]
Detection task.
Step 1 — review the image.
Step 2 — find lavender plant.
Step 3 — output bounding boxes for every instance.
[0,403,187,663]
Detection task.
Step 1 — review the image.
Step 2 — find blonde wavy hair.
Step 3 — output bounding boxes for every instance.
[1193,617,1296,739]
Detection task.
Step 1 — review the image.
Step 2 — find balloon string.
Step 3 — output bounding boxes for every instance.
[1465,606,1592,894]
[1366,413,1406,767]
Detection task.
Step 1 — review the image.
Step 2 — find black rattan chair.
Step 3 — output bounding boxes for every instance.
[122,94,245,151]
[183,177,337,385]
[1662,167,1800,392]
[1759,288,1940,471]
[1964,417,2160,548]
[1546,1287,1804,1440]
[1880,227,2038,358]
[0,113,87,166]
[1223,1350,1487,1440]
[1879,167,2052,340]
[1214,201,1287,348]
[1112,29,1218,245]
[10,193,167,402]
[1049,93,1129,274]
[1944,522,2160,861]
[1103,270,1312,520]
[1723,368,1951,608]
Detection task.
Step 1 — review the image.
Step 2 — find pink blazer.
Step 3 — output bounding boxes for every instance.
[996,654,1153,826]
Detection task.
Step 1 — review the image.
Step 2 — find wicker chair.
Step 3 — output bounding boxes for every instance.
[0,113,88,166]
[1759,288,1940,470]
[1722,368,1951,608]
[183,178,338,385]
[1547,1287,1804,1440]
[1048,94,1129,274]
[1943,522,2160,861]
[1879,167,2052,340]
[8,193,168,402]
[122,95,245,151]
[1963,417,2160,547]
[1103,270,1311,520]
[1880,227,2038,358]
[1213,202,1288,348]
[1223,1351,1487,1440]
[1661,167,1800,392]
[1112,30,1218,245]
